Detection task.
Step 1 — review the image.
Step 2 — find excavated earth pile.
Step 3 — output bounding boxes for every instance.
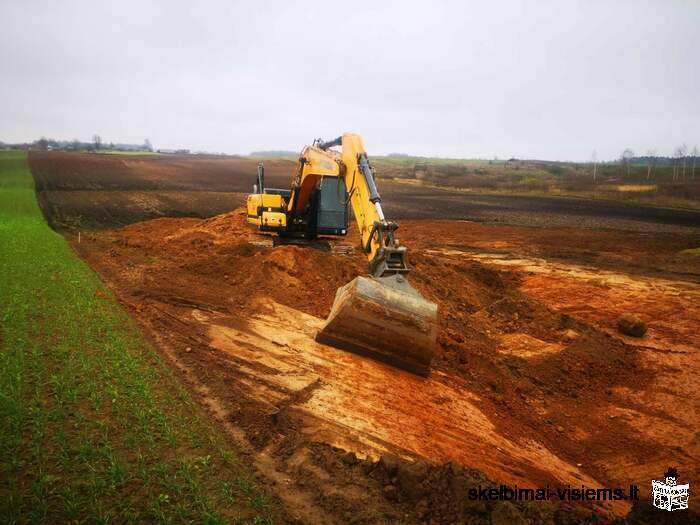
[73,210,700,523]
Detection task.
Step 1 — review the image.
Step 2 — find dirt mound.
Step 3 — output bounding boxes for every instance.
[101,209,651,448]
[101,210,650,450]
[403,248,654,485]
[364,454,601,525]
[111,210,365,318]
[287,445,602,524]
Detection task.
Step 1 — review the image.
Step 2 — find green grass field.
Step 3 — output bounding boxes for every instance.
[0,151,279,524]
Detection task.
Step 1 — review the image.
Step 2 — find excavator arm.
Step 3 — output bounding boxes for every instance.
[318,133,408,276]
[314,133,438,375]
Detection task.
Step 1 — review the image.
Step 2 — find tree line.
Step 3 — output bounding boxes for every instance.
[618,145,698,182]
[0,135,154,153]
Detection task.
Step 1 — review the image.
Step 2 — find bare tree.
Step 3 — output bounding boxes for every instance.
[692,145,698,181]
[621,148,634,178]
[646,149,656,181]
[144,138,153,152]
[591,150,598,183]
[672,148,677,181]
[680,143,688,181]
[92,134,102,151]
[672,146,684,182]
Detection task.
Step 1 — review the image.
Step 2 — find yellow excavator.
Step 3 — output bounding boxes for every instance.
[246,133,438,375]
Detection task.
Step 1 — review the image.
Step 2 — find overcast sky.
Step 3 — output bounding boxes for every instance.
[1,1,698,160]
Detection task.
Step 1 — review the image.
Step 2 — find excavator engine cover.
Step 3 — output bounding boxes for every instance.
[316,274,438,375]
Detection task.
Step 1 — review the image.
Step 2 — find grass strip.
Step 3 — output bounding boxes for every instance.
[0,151,278,524]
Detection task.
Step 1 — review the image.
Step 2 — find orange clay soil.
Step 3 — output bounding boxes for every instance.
[73,210,700,523]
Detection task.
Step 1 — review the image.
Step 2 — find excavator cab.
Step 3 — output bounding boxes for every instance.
[308,177,348,236]
[247,164,348,238]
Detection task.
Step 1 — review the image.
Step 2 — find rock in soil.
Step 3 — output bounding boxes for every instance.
[617,313,647,337]
[562,328,579,342]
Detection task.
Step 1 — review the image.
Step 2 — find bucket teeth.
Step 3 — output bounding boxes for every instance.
[315,275,438,375]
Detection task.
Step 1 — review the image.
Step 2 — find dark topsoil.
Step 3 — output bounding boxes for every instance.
[29,151,700,233]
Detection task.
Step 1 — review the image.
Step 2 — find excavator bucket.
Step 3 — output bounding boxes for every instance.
[316,274,438,376]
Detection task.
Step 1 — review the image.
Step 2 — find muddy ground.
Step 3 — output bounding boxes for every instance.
[29,152,291,229]
[32,152,700,523]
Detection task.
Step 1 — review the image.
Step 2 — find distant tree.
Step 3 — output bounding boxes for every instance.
[37,137,48,151]
[692,145,698,181]
[646,149,656,181]
[680,143,688,181]
[672,145,684,182]
[591,150,598,183]
[672,144,688,182]
[92,134,102,150]
[672,148,678,181]
[144,138,153,152]
[621,148,634,178]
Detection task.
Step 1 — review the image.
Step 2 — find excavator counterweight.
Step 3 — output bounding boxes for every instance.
[246,133,438,375]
